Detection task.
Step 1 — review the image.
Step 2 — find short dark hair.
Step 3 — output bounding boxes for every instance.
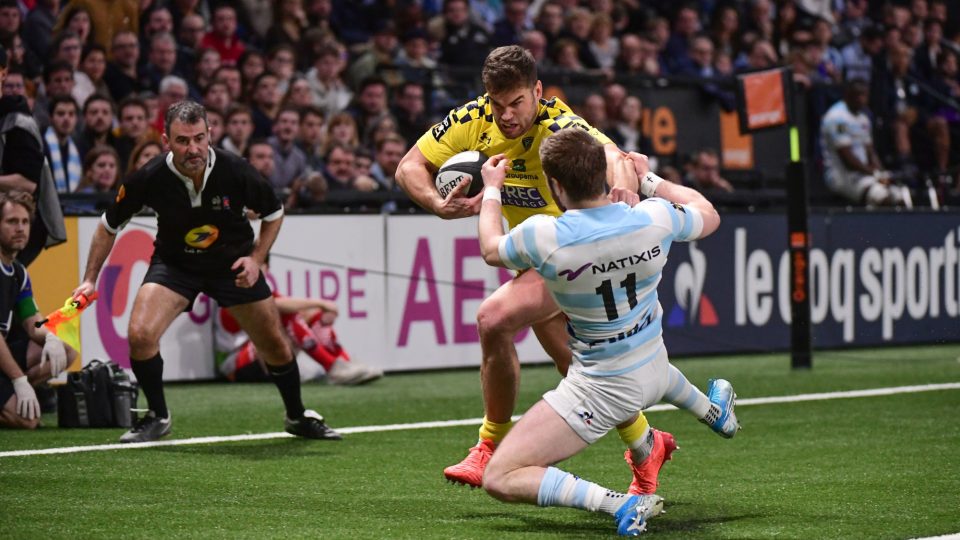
[164,100,208,136]
[83,93,115,116]
[118,96,148,117]
[243,137,271,160]
[0,44,7,69]
[43,60,73,84]
[482,46,537,95]
[225,103,252,122]
[49,94,79,116]
[357,75,387,94]
[324,141,355,161]
[300,104,324,123]
[539,129,606,202]
[0,190,36,221]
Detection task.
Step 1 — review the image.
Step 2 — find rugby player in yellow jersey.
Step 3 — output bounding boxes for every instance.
[396,46,676,493]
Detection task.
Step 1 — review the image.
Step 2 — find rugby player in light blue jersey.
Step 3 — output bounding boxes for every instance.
[476,128,739,536]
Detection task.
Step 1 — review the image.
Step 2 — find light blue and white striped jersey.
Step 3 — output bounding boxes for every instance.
[498,198,704,374]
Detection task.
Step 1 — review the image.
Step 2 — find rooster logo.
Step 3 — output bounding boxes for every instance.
[667,242,718,327]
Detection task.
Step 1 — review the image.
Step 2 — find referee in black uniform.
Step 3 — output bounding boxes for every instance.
[73,100,340,443]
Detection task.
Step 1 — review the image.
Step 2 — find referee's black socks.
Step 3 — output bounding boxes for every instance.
[131,353,168,419]
[268,359,306,419]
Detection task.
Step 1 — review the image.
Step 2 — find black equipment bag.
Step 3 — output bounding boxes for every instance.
[57,360,138,428]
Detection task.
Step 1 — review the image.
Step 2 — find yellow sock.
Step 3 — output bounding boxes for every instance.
[617,413,650,447]
[478,416,513,444]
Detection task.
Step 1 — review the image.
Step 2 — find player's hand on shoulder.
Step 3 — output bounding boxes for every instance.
[231,256,260,288]
[608,187,640,206]
[481,153,507,189]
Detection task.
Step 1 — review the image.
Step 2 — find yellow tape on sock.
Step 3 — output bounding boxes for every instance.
[617,413,650,446]
[478,416,513,443]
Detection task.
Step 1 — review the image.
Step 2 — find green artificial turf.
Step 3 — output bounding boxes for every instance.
[1,345,958,539]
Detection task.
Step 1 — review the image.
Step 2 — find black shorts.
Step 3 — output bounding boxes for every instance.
[0,334,29,406]
[143,258,272,308]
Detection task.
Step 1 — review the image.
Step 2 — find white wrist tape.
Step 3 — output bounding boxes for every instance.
[483,186,502,203]
[640,172,665,198]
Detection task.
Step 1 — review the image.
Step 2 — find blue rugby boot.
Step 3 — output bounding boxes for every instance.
[614,494,664,536]
[705,378,740,438]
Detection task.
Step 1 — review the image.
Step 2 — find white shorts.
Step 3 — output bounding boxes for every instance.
[543,345,669,444]
[826,172,877,203]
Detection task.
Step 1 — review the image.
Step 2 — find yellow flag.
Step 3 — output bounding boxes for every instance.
[38,293,97,370]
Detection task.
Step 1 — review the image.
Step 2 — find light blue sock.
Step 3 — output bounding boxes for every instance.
[537,466,630,515]
[662,364,714,420]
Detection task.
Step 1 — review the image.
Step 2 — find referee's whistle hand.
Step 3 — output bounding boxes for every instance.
[231,257,259,288]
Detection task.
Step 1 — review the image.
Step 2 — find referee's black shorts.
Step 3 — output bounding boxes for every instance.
[143,257,272,308]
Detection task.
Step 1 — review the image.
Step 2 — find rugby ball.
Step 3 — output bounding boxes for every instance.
[436,151,487,198]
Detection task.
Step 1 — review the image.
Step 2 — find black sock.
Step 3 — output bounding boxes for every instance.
[131,353,168,419]
[268,360,305,419]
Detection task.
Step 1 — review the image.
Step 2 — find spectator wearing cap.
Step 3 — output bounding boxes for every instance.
[58,0,138,52]
[841,24,883,85]
[493,0,533,47]
[267,106,307,191]
[306,44,352,121]
[438,0,490,68]
[103,30,145,102]
[346,19,398,89]
[201,4,245,67]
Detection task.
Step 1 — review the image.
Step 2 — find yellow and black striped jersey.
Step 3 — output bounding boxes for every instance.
[417,95,612,229]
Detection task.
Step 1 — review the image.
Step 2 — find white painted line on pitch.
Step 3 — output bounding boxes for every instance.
[910,534,960,540]
[2,382,958,459]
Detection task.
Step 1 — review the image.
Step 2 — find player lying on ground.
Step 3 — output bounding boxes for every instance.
[476,130,737,536]
[215,259,383,385]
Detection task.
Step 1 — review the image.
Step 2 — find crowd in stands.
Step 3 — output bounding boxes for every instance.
[0,0,958,212]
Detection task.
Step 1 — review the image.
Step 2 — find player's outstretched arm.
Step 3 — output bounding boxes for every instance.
[396,145,482,219]
[629,152,721,238]
[74,222,118,299]
[478,154,509,267]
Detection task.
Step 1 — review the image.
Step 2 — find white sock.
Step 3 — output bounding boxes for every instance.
[537,466,630,516]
